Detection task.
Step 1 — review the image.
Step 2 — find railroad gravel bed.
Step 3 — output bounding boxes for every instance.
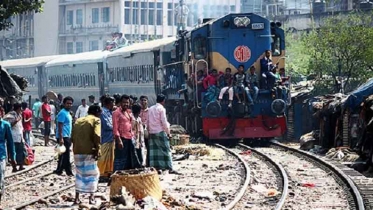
[256,146,351,209]
[161,145,246,209]
[231,147,282,210]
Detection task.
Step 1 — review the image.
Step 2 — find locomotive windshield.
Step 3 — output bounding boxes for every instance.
[193,37,207,59]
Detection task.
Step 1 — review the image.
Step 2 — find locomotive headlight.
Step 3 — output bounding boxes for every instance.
[234,17,250,27]
[271,99,286,115]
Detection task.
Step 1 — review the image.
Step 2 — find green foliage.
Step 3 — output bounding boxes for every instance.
[0,0,44,31]
[287,12,373,93]
[285,32,312,76]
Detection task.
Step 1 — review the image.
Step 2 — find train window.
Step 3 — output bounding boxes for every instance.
[193,37,207,60]
[271,35,281,56]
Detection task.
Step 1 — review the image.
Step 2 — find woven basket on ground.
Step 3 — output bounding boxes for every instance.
[110,168,162,201]
[170,134,190,146]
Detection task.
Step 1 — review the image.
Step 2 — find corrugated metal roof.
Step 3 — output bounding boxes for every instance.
[45,50,109,68]
[0,55,62,69]
[107,37,176,58]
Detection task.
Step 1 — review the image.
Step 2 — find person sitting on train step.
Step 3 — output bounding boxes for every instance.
[218,68,234,107]
[279,68,290,86]
[203,69,218,89]
[260,50,277,89]
[245,66,259,105]
[233,65,247,104]
[267,66,281,90]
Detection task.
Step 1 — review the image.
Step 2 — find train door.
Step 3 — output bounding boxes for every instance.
[98,62,105,96]
[154,50,161,95]
[37,66,46,98]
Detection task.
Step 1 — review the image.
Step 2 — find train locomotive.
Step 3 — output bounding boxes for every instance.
[0,13,288,141]
[163,13,289,140]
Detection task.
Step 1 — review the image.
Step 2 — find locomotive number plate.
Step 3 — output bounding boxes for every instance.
[252,23,264,30]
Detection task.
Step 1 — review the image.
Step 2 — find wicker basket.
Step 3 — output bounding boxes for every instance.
[110,168,162,201]
[170,134,190,146]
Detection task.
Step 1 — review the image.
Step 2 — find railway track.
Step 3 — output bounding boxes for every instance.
[249,140,364,210]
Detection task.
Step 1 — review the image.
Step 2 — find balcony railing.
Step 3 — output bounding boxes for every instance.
[59,24,119,36]
[59,0,115,5]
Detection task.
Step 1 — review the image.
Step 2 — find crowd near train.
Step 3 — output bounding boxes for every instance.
[0,13,289,141]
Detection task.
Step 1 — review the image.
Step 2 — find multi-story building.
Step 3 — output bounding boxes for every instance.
[58,0,121,54]
[1,0,241,59]
[0,0,59,60]
[121,0,240,43]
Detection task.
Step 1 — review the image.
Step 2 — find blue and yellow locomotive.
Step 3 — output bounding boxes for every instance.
[164,13,289,140]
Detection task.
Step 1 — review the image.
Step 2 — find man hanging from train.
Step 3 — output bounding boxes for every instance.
[245,66,259,105]
[217,68,234,108]
[233,65,247,104]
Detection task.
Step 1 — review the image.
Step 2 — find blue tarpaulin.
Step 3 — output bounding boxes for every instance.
[344,78,373,110]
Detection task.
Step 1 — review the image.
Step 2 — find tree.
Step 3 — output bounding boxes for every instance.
[0,0,44,31]
[301,13,373,93]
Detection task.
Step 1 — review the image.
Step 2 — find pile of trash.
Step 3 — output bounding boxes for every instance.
[299,131,320,151]
[173,144,224,160]
[325,147,360,162]
[170,125,187,135]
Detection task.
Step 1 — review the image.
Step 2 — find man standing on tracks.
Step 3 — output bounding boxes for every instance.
[139,96,149,165]
[54,96,74,176]
[41,95,52,146]
[112,94,140,171]
[32,98,42,129]
[89,95,97,106]
[0,113,16,204]
[71,105,101,205]
[75,98,89,119]
[147,94,176,173]
[97,96,115,177]
[22,102,32,146]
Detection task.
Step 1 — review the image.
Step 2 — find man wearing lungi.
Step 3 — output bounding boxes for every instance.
[113,95,141,171]
[71,105,102,205]
[0,115,16,204]
[54,97,74,176]
[147,94,175,173]
[97,96,115,177]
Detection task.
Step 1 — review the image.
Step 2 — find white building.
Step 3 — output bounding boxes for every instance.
[1,0,241,59]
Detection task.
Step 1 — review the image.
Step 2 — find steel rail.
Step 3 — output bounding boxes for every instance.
[5,158,54,179]
[270,140,365,210]
[5,171,53,189]
[238,143,288,210]
[7,184,75,210]
[214,144,251,210]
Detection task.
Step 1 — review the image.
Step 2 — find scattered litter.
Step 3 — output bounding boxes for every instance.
[267,189,278,197]
[302,183,316,188]
[239,150,252,155]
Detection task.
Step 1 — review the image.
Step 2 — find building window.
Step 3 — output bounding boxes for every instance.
[125,8,130,24]
[67,42,73,54]
[102,7,110,23]
[167,3,173,26]
[92,8,99,23]
[67,10,73,25]
[156,9,162,25]
[149,10,154,25]
[132,2,139,25]
[76,42,83,53]
[76,9,83,25]
[89,40,99,51]
[230,6,236,12]
[141,7,146,25]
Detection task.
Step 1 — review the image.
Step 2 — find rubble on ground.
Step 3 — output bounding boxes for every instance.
[326,148,360,162]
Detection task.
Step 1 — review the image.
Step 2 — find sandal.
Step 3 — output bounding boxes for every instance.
[89,198,96,205]
[73,199,82,206]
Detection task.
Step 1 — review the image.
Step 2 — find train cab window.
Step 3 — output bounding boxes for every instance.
[271,35,281,56]
[193,37,207,60]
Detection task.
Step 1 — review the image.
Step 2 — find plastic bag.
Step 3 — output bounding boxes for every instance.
[24,143,34,165]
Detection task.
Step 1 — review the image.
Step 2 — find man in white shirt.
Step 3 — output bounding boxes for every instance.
[75,99,89,119]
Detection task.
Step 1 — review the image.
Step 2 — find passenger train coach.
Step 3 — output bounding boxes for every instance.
[0,13,289,141]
